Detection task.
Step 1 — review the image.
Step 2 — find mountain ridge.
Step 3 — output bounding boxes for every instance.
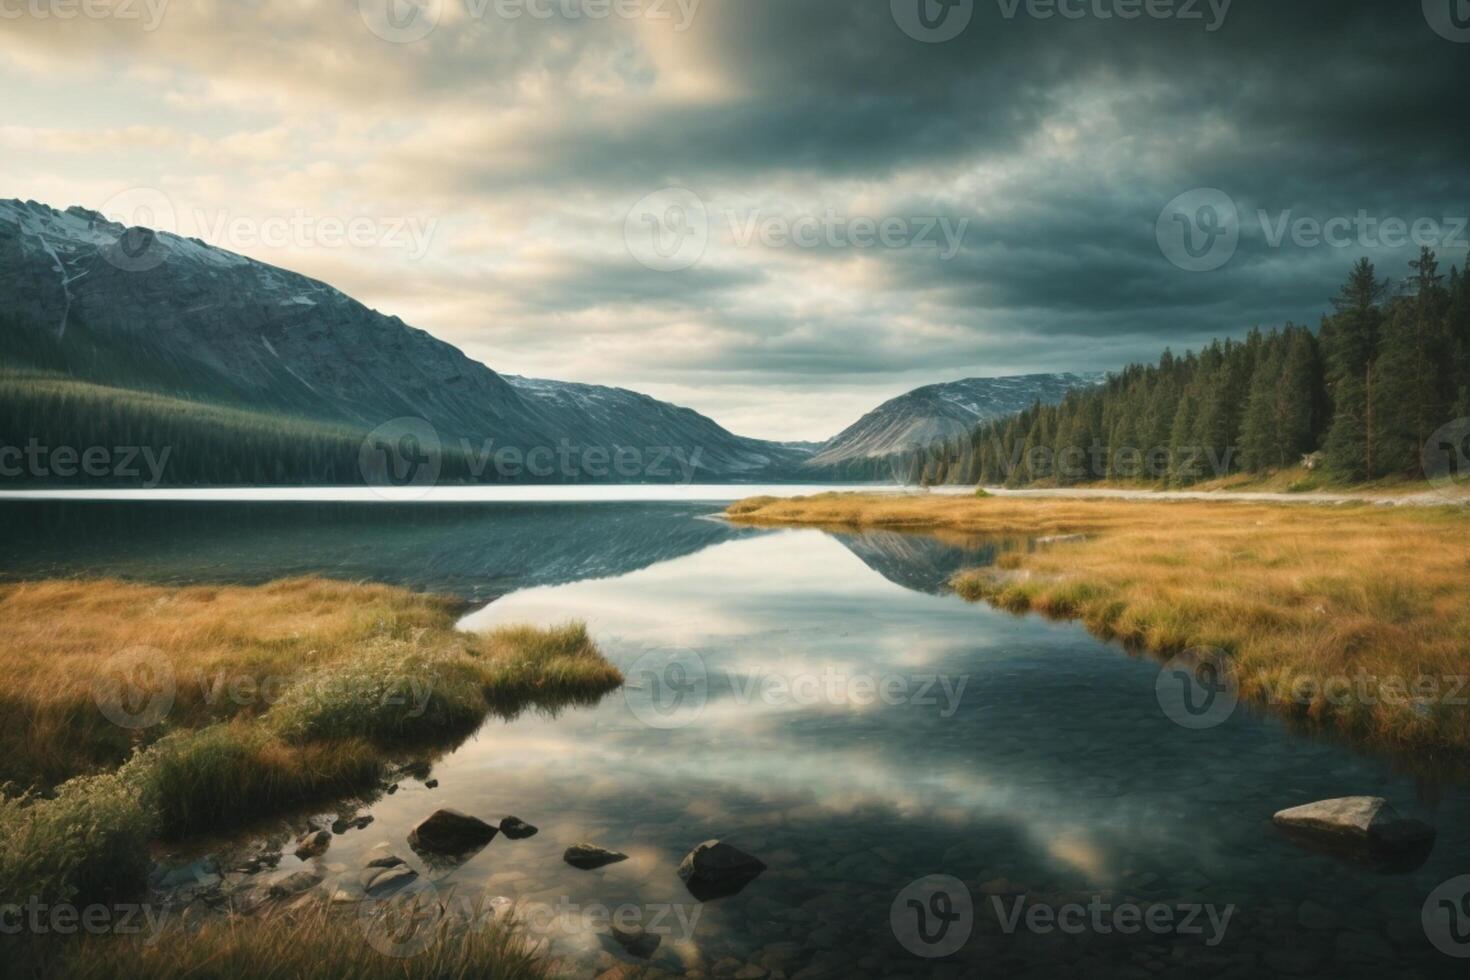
[805,372,1105,471]
[0,198,807,482]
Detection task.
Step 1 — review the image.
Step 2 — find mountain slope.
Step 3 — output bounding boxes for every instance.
[0,199,810,483]
[805,373,1104,470]
[0,199,562,448]
[505,376,810,475]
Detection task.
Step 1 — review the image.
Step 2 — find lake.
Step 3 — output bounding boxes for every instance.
[4,497,1466,977]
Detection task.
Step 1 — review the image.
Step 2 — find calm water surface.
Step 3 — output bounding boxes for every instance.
[4,500,1466,978]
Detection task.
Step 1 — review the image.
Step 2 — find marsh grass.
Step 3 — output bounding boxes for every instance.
[21,901,551,980]
[730,493,1470,754]
[0,578,622,907]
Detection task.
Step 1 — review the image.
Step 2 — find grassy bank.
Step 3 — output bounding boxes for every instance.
[21,901,550,980]
[729,493,1470,755]
[0,578,622,907]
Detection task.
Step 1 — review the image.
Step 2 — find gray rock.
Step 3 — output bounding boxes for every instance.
[1272,797,1435,851]
[408,809,499,855]
[679,840,766,900]
[564,843,629,870]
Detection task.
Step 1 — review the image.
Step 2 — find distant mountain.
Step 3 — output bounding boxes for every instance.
[504,375,810,476]
[804,373,1105,473]
[0,199,810,483]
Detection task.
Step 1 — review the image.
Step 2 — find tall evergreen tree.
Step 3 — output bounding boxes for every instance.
[1322,258,1388,479]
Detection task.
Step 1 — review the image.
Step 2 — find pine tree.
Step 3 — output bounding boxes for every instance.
[1322,258,1388,479]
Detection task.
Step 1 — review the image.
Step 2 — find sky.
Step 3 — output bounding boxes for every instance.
[2,0,1468,441]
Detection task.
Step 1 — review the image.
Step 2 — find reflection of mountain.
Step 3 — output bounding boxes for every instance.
[833,528,1011,594]
[0,501,748,601]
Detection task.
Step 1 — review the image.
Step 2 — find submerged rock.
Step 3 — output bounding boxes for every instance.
[408,809,499,855]
[331,814,374,835]
[358,844,418,896]
[294,830,331,860]
[500,816,539,840]
[564,843,629,870]
[267,869,323,898]
[678,840,766,900]
[1273,797,1434,848]
[1273,797,1435,868]
[610,923,662,959]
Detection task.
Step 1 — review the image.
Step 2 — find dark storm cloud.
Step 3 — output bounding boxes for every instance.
[508,256,761,312]
[11,0,1465,435]
[428,0,1470,380]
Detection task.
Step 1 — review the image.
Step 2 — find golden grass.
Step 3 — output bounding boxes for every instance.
[23,900,550,980]
[729,493,1470,754]
[0,578,619,788]
[0,578,623,906]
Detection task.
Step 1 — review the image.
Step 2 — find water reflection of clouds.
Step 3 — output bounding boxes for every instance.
[452,525,1216,891]
[466,707,1123,884]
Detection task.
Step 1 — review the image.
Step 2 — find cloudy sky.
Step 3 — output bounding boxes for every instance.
[3,0,1468,440]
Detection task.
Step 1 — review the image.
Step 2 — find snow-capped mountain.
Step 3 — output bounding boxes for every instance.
[0,199,808,481]
[805,373,1105,469]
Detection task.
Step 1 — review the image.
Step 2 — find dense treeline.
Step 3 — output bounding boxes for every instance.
[0,374,691,487]
[896,250,1470,487]
[0,375,383,487]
